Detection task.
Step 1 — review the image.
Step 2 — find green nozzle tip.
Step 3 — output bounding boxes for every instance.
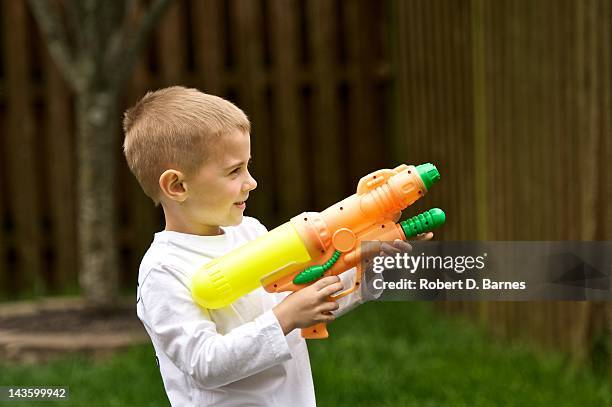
[399,208,446,239]
[416,163,440,190]
[427,208,446,226]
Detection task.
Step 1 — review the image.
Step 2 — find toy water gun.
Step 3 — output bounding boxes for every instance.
[192,163,446,339]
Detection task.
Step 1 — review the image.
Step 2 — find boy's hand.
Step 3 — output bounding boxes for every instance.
[273,276,343,335]
[361,232,434,301]
[361,232,434,262]
[379,232,434,256]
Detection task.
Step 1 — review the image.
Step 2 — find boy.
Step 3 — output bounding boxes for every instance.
[123,86,428,406]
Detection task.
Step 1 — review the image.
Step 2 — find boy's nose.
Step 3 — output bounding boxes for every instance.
[245,174,257,191]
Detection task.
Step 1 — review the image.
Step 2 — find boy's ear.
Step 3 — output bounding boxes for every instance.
[159,170,187,202]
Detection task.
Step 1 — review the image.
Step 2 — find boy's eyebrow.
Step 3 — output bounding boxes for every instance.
[224,157,252,170]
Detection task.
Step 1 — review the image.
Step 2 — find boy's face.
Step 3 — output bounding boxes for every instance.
[182,130,257,234]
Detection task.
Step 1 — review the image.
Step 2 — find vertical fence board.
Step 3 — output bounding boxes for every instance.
[158,1,187,84]
[308,0,343,209]
[389,0,408,163]
[232,0,274,223]
[192,0,223,94]
[548,0,559,241]
[599,0,611,238]
[597,1,612,240]
[431,0,452,232]
[455,0,476,241]
[404,0,425,165]
[2,0,42,296]
[580,0,600,242]
[392,0,417,167]
[489,0,503,241]
[604,0,612,372]
[0,111,5,296]
[269,0,306,219]
[494,0,506,240]
[410,0,427,157]
[343,0,383,180]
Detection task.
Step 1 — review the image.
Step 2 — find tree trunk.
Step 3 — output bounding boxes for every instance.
[76,89,120,309]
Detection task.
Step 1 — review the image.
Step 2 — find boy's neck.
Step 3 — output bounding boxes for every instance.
[162,206,224,236]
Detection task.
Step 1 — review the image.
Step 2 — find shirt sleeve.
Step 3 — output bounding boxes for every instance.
[139,264,292,390]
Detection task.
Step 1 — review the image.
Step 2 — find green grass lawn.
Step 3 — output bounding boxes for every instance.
[1,302,610,406]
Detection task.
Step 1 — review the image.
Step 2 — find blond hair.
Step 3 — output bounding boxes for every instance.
[123,86,250,204]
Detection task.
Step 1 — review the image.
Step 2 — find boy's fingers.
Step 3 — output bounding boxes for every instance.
[362,242,383,259]
[314,275,341,290]
[380,240,413,256]
[380,242,400,255]
[321,301,340,312]
[392,239,412,251]
[415,232,434,241]
[321,313,335,323]
[321,281,345,296]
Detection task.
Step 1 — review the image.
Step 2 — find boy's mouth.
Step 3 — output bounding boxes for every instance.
[234,200,247,209]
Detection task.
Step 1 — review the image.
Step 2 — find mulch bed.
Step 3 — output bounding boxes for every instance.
[0,297,149,363]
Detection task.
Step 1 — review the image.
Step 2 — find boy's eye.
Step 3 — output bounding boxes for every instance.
[229,160,252,176]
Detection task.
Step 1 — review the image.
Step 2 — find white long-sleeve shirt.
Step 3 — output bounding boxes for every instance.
[136,216,377,406]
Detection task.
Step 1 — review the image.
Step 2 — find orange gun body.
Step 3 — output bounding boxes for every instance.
[262,164,428,338]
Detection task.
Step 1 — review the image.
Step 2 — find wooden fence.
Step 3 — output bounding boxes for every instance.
[392,0,612,360]
[0,0,610,364]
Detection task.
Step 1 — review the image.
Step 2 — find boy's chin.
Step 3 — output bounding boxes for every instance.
[224,214,243,226]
